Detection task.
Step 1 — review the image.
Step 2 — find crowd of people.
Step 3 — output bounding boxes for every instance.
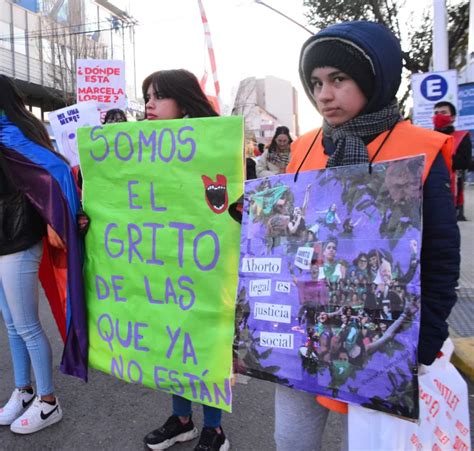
[298,300,417,370]
[293,241,419,370]
[0,17,467,451]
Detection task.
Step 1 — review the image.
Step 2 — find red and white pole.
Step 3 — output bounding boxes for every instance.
[197,0,222,113]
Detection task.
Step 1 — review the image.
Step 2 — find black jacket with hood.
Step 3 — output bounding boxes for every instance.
[0,149,45,255]
[298,21,460,366]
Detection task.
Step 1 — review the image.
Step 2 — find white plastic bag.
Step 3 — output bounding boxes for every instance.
[348,339,471,450]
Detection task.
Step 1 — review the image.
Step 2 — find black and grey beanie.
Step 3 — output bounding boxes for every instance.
[299,21,403,114]
[301,38,375,101]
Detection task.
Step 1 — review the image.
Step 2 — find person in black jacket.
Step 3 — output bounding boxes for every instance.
[0,75,73,433]
[273,21,460,450]
[433,101,473,221]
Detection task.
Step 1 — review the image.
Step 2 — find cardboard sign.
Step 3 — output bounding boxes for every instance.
[78,116,244,412]
[77,59,126,111]
[49,102,101,166]
[236,156,425,419]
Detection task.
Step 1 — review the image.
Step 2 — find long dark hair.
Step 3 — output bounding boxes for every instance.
[142,69,219,119]
[0,75,56,152]
[103,108,128,124]
[268,125,292,155]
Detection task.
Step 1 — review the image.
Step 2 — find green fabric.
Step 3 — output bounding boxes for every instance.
[78,117,244,412]
[250,185,288,216]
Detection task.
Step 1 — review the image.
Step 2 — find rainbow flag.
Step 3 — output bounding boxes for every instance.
[0,114,87,381]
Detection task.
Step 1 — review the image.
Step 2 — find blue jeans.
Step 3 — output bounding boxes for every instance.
[172,395,222,428]
[0,242,54,396]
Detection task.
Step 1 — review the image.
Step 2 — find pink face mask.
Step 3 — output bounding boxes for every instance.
[432,114,453,129]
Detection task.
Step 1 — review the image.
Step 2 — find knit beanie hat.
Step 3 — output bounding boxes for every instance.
[302,39,375,101]
[299,21,403,114]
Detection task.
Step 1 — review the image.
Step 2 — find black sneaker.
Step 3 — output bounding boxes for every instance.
[194,427,230,451]
[144,415,198,450]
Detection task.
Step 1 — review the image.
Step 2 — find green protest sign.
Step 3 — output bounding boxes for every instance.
[78,116,243,412]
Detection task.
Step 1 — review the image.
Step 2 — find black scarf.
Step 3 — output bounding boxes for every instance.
[323,100,401,168]
[434,125,454,135]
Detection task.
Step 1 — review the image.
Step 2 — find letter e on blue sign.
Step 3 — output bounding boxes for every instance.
[420,75,448,101]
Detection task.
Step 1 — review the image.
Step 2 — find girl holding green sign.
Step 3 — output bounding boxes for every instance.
[141,69,229,451]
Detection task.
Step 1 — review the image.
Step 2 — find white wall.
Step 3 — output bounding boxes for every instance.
[263,76,295,133]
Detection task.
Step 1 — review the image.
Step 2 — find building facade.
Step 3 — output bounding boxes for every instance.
[0,0,138,118]
[232,75,299,144]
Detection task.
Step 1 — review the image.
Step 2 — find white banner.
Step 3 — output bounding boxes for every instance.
[49,102,101,167]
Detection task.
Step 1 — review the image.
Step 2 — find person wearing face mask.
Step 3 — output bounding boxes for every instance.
[433,101,473,221]
[274,21,460,451]
[256,126,293,177]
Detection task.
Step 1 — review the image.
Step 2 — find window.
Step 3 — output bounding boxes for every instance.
[13,26,27,55]
[12,0,39,13]
[0,21,12,51]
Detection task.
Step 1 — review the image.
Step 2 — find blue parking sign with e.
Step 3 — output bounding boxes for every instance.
[420,74,448,101]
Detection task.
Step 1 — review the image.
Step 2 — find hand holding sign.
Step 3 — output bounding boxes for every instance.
[78,116,243,412]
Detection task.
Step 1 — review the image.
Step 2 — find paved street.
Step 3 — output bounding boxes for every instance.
[1,188,473,450]
[0,300,346,450]
[0,270,346,447]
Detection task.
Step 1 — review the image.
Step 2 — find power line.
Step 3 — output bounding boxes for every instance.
[254,0,313,35]
[0,14,137,41]
[0,23,135,42]
[0,20,107,39]
[0,19,112,40]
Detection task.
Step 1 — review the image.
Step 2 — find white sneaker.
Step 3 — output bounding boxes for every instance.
[10,396,63,434]
[0,388,35,426]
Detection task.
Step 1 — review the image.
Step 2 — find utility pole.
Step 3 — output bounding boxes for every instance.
[432,0,449,71]
[466,0,474,82]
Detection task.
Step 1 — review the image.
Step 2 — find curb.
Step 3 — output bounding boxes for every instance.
[451,336,474,381]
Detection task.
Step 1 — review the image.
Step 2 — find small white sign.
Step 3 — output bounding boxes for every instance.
[411,70,458,129]
[275,281,291,293]
[49,102,101,167]
[77,59,126,111]
[241,257,281,274]
[260,332,294,349]
[294,246,314,270]
[254,302,291,323]
[249,279,271,297]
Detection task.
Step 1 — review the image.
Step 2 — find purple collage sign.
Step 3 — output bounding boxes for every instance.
[236,156,425,419]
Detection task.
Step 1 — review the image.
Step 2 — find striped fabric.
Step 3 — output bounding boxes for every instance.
[0,114,88,381]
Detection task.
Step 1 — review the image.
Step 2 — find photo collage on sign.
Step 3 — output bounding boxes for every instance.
[236,156,424,419]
